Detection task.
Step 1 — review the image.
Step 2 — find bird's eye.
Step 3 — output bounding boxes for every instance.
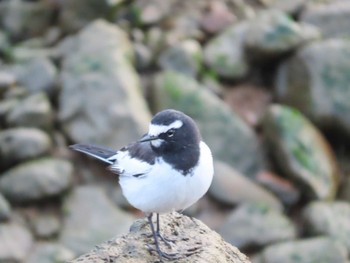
[166,129,175,137]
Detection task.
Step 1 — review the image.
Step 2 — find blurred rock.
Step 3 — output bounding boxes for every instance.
[134,42,152,70]
[301,0,350,38]
[209,161,281,210]
[256,171,300,206]
[9,58,57,95]
[132,0,176,25]
[204,21,249,79]
[158,39,203,77]
[0,158,73,203]
[0,30,10,54]
[260,0,307,14]
[259,237,348,263]
[0,98,18,127]
[0,222,33,262]
[303,201,350,254]
[154,71,265,177]
[219,203,296,249]
[276,39,350,137]
[262,104,339,200]
[245,9,320,59]
[0,194,11,221]
[30,212,61,239]
[69,212,250,263]
[0,0,54,39]
[58,19,151,148]
[200,1,236,34]
[6,92,54,130]
[59,0,118,33]
[0,127,51,170]
[0,71,16,95]
[60,186,135,256]
[339,176,350,202]
[27,242,75,263]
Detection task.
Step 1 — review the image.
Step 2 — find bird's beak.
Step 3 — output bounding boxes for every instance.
[139,134,159,143]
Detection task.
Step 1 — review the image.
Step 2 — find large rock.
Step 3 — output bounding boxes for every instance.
[303,201,350,254]
[0,158,73,203]
[209,161,281,210]
[60,186,135,256]
[0,222,33,262]
[259,237,348,263]
[0,193,11,221]
[6,92,54,130]
[219,203,296,249]
[27,243,75,263]
[276,39,350,137]
[244,9,320,59]
[58,19,151,149]
[204,21,250,79]
[69,212,250,263]
[262,104,339,200]
[0,127,51,170]
[153,71,265,177]
[301,0,350,38]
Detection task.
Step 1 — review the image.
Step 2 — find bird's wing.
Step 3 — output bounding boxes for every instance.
[69,144,117,164]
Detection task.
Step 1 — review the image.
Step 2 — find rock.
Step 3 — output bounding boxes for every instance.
[0,127,51,170]
[260,237,348,263]
[134,42,152,70]
[209,161,282,210]
[30,212,61,239]
[158,39,203,77]
[59,0,118,32]
[153,71,265,177]
[219,203,296,249]
[0,222,33,262]
[0,194,11,221]
[260,0,307,14]
[27,243,75,263]
[0,29,10,54]
[244,9,320,59]
[68,212,250,263]
[60,186,135,256]
[303,201,350,254]
[58,19,151,148]
[9,58,57,95]
[204,20,250,79]
[132,0,176,25]
[0,98,18,127]
[0,0,54,39]
[0,71,16,94]
[262,104,339,200]
[200,1,236,34]
[301,0,350,38]
[339,176,350,202]
[0,158,73,203]
[275,39,350,137]
[6,92,54,130]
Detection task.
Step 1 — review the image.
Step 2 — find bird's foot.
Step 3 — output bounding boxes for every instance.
[143,232,176,248]
[147,244,202,262]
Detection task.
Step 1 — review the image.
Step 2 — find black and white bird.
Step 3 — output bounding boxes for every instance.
[69,109,214,260]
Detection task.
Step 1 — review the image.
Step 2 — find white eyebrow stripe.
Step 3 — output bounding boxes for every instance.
[148,120,183,136]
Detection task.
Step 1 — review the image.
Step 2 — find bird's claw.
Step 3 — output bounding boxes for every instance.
[146,244,202,261]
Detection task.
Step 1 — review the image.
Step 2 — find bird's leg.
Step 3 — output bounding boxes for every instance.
[146,213,179,261]
[156,213,176,247]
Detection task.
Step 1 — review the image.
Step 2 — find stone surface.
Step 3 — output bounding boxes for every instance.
[0,71,16,93]
[260,0,307,14]
[27,242,75,263]
[158,39,203,77]
[69,212,251,263]
[0,158,73,203]
[339,176,350,202]
[30,213,61,239]
[0,127,51,170]
[275,39,350,137]
[154,71,265,177]
[132,0,176,25]
[259,237,348,263]
[0,222,33,262]
[0,193,11,221]
[60,186,135,256]
[209,161,281,210]
[219,203,296,249]
[301,0,350,38]
[244,9,320,59]
[204,21,249,79]
[262,104,339,200]
[303,201,350,254]
[58,19,151,149]
[6,92,53,130]
[10,58,57,94]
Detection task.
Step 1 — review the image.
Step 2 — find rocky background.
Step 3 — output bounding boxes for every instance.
[0,0,350,262]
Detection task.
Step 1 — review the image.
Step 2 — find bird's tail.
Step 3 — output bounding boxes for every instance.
[69,144,117,164]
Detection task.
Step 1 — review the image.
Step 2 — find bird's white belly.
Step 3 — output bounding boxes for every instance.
[118,142,213,213]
